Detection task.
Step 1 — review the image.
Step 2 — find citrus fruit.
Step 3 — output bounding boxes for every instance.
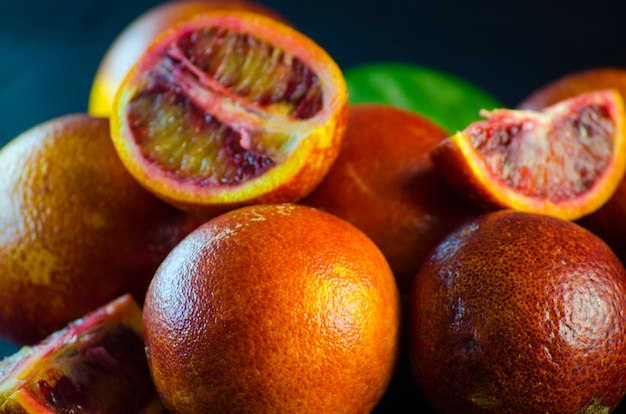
[110,10,348,214]
[0,113,201,345]
[88,0,286,118]
[518,67,626,111]
[430,89,626,221]
[143,203,401,413]
[0,294,163,413]
[343,62,502,133]
[516,67,626,263]
[302,104,480,292]
[406,210,626,414]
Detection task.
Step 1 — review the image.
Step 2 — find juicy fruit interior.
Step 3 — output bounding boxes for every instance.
[127,26,324,186]
[1,328,150,412]
[469,101,615,202]
[0,296,159,413]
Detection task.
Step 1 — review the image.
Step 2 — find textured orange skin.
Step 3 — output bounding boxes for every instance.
[407,210,626,414]
[111,10,348,215]
[143,203,401,414]
[302,104,480,292]
[88,0,286,117]
[517,68,626,263]
[430,90,626,221]
[0,114,201,345]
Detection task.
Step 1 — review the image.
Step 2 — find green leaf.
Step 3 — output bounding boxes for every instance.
[344,62,503,133]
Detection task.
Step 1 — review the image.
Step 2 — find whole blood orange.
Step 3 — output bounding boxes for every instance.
[430,89,626,221]
[143,203,401,413]
[88,0,286,117]
[406,210,626,414]
[516,68,626,264]
[0,295,163,413]
[110,10,348,214]
[302,104,480,292]
[0,114,200,345]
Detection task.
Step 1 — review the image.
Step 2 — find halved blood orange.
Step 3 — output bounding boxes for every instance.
[110,10,347,214]
[430,89,626,221]
[88,0,288,118]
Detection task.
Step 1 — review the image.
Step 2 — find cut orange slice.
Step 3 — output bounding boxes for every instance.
[430,89,626,221]
[0,295,163,413]
[110,10,347,214]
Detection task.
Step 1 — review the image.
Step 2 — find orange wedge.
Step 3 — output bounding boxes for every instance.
[430,89,626,221]
[0,295,163,413]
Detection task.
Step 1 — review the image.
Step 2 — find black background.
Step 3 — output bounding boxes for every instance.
[2,0,626,412]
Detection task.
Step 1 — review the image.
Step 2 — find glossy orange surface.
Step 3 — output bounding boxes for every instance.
[143,203,401,413]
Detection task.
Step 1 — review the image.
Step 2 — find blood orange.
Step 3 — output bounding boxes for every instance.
[143,203,401,413]
[0,295,162,413]
[430,89,626,221]
[407,210,626,414]
[516,67,626,263]
[88,0,286,117]
[0,114,200,345]
[110,10,347,214]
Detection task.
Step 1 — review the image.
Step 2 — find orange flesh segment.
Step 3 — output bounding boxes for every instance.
[171,27,323,119]
[0,296,157,413]
[126,26,324,186]
[468,102,615,203]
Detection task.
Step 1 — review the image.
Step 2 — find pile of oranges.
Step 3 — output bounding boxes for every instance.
[3,1,626,413]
